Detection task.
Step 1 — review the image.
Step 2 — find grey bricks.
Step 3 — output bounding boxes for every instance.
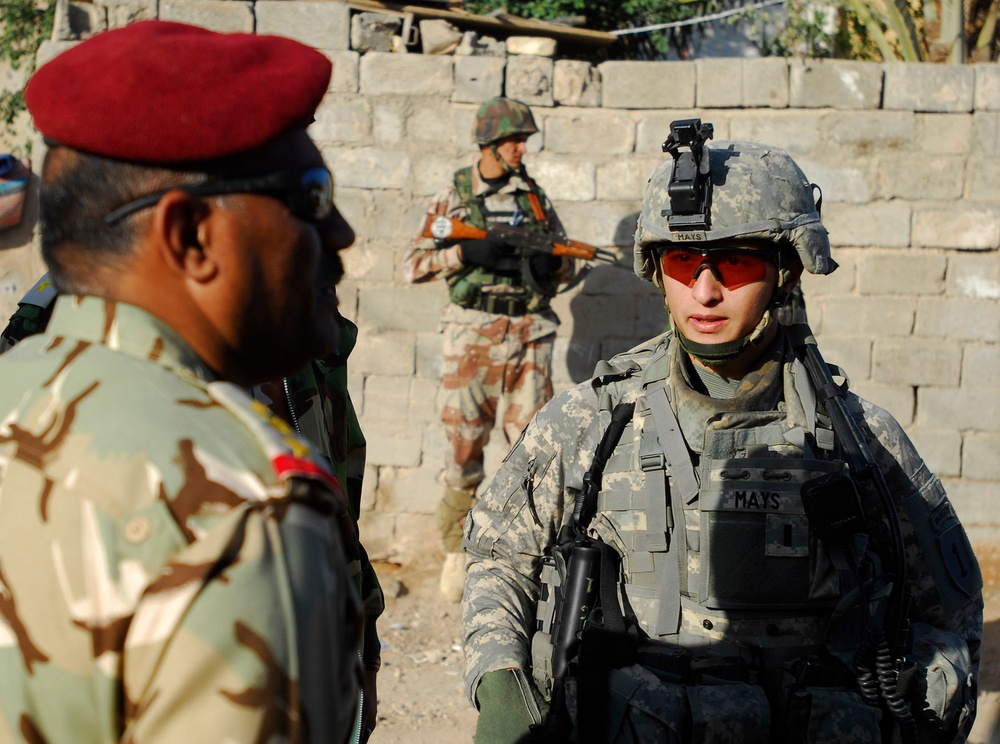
[884,62,975,113]
[360,52,453,96]
[505,55,554,107]
[159,0,252,32]
[789,59,883,110]
[256,1,350,50]
[696,59,742,109]
[453,55,505,103]
[554,60,601,107]
[598,61,695,110]
[911,204,1000,249]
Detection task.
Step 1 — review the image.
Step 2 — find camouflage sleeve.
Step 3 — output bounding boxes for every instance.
[462,384,601,705]
[858,397,983,738]
[402,185,466,284]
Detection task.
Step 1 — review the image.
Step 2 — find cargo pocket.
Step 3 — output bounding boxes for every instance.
[786,687,881,743]
[688,683,770,743]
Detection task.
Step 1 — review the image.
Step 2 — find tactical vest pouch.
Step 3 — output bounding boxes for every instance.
[785,687,881,743]
[696,455,842,610]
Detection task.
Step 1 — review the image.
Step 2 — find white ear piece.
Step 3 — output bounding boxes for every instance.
[778,268,792,288]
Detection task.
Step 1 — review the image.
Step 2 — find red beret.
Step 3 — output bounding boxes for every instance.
[25,20,332,163]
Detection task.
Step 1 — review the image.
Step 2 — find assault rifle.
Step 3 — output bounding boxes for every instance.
[422,215,620,265]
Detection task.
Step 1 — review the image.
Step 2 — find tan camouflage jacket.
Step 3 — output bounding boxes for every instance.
[463,329,983,740]
[403,163,573,344]
[0,296,361,742]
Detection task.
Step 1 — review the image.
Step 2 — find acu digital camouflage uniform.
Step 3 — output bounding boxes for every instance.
[463,140,982,743]
[0,296,361,741]
[403,97,576,563]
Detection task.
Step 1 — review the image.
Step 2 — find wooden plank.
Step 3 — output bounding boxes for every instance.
[345,0,617,47]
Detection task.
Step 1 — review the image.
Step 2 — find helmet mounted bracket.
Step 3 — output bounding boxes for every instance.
[661,119,714,232]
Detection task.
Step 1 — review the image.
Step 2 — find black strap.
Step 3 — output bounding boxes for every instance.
[571,401,636,532]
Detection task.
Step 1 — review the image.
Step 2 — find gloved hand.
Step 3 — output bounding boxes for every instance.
[460,235,519,273]
[528,251,562,279]
[474,669,547,744]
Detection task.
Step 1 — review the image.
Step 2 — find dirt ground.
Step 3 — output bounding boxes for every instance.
[367,542,1000,744]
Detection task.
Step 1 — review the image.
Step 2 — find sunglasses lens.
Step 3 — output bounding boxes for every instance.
[661,248,770,289]
[294,167,334,221]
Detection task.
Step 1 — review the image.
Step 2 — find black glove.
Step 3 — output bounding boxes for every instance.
[460,235,519,273]
[528,251,562,278]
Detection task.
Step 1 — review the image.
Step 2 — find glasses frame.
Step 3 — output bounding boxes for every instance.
[103,166,334,225]
[659,245,777,290]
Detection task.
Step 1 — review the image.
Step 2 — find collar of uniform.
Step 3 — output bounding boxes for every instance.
[471,164,531,196]
[46,295,217,382]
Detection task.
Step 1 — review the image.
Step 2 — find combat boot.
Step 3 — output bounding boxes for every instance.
[437,485,476,602]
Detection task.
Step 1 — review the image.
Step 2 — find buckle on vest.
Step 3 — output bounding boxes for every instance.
[475,293,528,317]
[639,452,666,471]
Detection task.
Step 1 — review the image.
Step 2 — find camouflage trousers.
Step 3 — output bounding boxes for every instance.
[437,319,554,547]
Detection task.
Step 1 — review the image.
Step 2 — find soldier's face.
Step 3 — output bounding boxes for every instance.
[220,130,354,382]
[661,243,778,347]
[494,134,530,168]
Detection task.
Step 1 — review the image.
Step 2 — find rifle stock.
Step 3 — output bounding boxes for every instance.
[423,215,618,264]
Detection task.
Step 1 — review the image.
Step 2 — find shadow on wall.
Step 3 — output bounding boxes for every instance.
[563,211,667,384]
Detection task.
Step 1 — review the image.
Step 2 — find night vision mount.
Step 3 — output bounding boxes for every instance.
[661,119,714,231]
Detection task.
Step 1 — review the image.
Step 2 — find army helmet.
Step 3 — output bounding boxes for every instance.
[474,96,539,146]
[633,140,837,282]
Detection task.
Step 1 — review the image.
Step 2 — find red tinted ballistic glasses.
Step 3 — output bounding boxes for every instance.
[659,246,776,290]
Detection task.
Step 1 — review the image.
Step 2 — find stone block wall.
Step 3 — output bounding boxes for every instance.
[0,5,998,561]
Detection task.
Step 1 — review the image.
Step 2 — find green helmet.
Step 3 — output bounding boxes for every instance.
[633,140,837,282]
[474,97,539,146]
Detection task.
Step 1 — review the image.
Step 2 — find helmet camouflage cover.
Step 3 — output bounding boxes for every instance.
[633,140,837,281]
[474,96,539,146]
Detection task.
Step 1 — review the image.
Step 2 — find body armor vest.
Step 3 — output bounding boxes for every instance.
[446,166,553,314]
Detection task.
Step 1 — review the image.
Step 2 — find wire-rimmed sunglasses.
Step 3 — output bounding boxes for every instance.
[103,166,335,225]
[659,245,777,290]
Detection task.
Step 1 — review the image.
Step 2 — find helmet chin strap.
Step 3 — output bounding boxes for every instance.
[672,311,774,365]
[489,143,516,176]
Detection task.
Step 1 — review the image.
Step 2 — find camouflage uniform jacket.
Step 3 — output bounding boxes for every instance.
[0,296,361,742]
[463,329,983,739]
[255,316,384,671]
[403,163,572,344]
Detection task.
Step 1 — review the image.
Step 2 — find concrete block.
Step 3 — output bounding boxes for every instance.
[822,112,917,154]
[358,285,443,333]
[944,478,1000,527]
[544,111,636,155]
[551,337,603,386]
[795,158,872,204]
[359,420,423,467]
[341,242,395,283]
[812,335,873,380]
[884,62,975,113]
[912,204,1000,249]
[54,0,106,38]
[946,252,1000,300]
[972,111,1000,156]
[824,201,911,248]
[309,97,370,146]
[159,0,253,32]
[324,147,410,190]
[359,463,377,512]
[820,296,914,336]
[727,112,823,159]
[356,512,397,561]
[552,201,640,248]
[34,40,78,66]
[97,0,155,29]
[908,429,962,477]
[371,101,407,147]
[453,55,505,103]
[255,1,349,49]
[331,187,371,240]
[918,388,1000,431]
[875,154,964,200]
[527,158,595,201]
[554,60,601,108]
[505,55,555,108]
[419,19,462,55]
[789,59,882,110]
[408,377,439,424]
[416,332,445,379]
[368,190,426,240]
[390,513,442,563]
[351,332,415,376]
[407,98,467,148]
[352,12,401,54]
[508,36,557,57]
[872,337,961,386]
[360,52,453,96]
[411,154,466,197]
[964,157,1000,203]
[696,58,742,109]
[974,63,1000,112]
[455,31,506,57]
[915,297,1000,342]
[364,374,412,421]
[858,252,946,296]
[742,58,789,108]
[323,51,360,93]
[801,252,857,296]
[597,156,663,202]
[376,466,441,515]
[598,61,695,110]
[850,381,915,427]
[962,345,1000,387]
[963,433,1000,479]
[915,113,973,154]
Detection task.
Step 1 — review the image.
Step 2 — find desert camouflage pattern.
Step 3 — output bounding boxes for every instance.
[0,296,361,742]
[463,328,982,742]
[405,165,571,542]
[254,316,384,670]
[474,96,539,146]
[633,141,837,281]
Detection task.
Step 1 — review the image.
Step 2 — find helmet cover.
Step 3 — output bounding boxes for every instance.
[474,97,539,146]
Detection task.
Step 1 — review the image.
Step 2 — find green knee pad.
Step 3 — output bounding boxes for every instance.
[474,669,547,744]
